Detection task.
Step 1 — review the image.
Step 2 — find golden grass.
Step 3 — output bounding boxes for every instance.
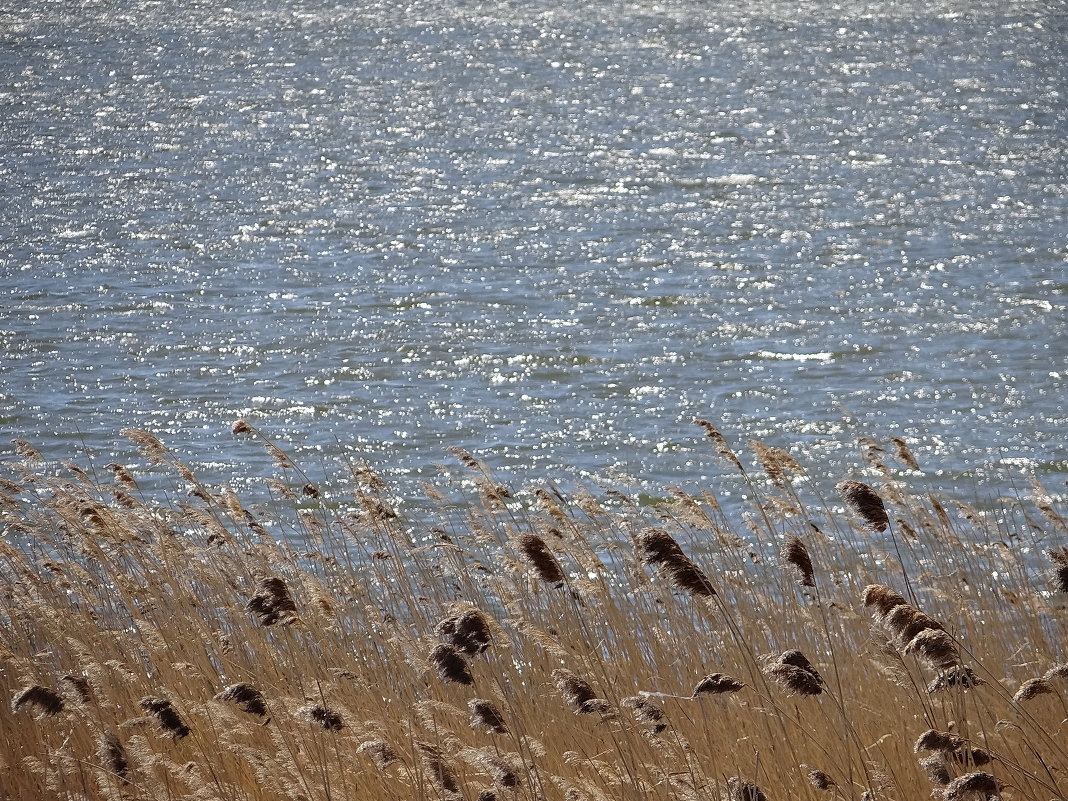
[1,422,1066,801]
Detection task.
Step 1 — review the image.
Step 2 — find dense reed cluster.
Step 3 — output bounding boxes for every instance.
[1,423,1066,801]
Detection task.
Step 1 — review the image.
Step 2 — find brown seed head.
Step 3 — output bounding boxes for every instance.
[515,533,566,585]
[552,668,597,710]
[1048,548,1068,593]
[723,776,769,801]
[139,697,190,738]
[246,576,298,626]
[637,528,716,597]
[694,673,746,696]
[428,643,475,685]
[914,729,964,753]
[694,419,744,472]
[416,741,459,793]
[231,419,254,435]
[435,606,494,656]
[806,768,835,790]
[468,698,507,733]
[863,584,907,616]
[918,754,951,786]
[837,480,889,531]
[59,675,92,706]
[214,683,268,716]
[903,628,959,669]
[942,772,1001,801]
[97,731,129,784]
[885,604,944,646]
[928,666,983,693]
[357,739,398,769]
[781,535,815,586]
[300,704,343,731]
[1013,677,1054,703]
[12,685,64,718]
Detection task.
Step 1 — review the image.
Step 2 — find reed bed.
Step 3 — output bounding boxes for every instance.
[1,423,1066,801]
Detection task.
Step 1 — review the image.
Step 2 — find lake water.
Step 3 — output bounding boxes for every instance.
[2,0,1065,510]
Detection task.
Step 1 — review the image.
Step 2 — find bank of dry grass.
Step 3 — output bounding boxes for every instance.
[1,423,1066,801]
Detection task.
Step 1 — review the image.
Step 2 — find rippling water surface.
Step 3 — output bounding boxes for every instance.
[2,0,1065,506]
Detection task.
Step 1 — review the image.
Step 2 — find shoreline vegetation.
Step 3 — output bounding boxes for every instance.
[1,421,1066,801]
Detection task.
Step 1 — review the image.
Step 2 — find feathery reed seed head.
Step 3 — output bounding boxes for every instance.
[468,698,507,733]
[300,704,344,731]
[863,584,907,616]
[838,480,890,531]
[915,729,964,753]
[903,628,959,669]
[214,683,268,716]
[694,673,746,696]
[231,419,253,435]
[781,535,815,586]
[637,528,716,597]
[942,771,1001,801]
[918,755,951,786]
[723,776,770,801]
[429,643,475,685]
[97,732,129,784]
[59,674,92,705]
[246,576,298,626]
[357,739,398,769]
[515,533,566,585]
[553,668,598,711]
[417,741,459,793]
[928,666,983,693]
[766,651,824,696]
[1013,677,1054,703]
[1048,548,1068,593]
[435,606,493,656]
[12,685,64,718]
[139,697,190,738]
[806,769,835,791]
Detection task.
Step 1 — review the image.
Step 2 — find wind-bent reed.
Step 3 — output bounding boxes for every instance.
[1,425,1066,801]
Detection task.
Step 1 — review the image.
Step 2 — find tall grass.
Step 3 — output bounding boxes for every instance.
[1,423,1065,801]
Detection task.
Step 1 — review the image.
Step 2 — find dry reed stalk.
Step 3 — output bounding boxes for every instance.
[837,480,889,531]
[428,643,475,685]
[246,576,298,626]
[636,528,716,598]
[11,685,64,718]
[514,533,566,585]
[139,697,190,738]
[780,535,814,587]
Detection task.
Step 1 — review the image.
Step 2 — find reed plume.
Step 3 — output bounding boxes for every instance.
[246,575,298,626]
[416,741,459,793]
[139,696,190,738]
[918,754,951,785]
[942,771,1001,801]
[805,768,835,791]
[96,731,129,784]
[552,668,609,714]
[1048,547,1068,593]
[781,535,814,586]
[693,673,745,696]
[59,674,92,706]
[837,480,889,531]
[1013,677,1054,703]
[694,419,744,472]
[515,533,566,585]
[435,605,494,656]
[213,683,268,716]
[468,698,507,734]
[11,685,64,718]
[429,643,475,685]
[357,739,399,769]
[927,666,982,693]
[863,584,907,616]
[622,696,666,733]
[723,776,769,801]
[765,650,824,696]
[637,527,716,597]
[300,704,343,731]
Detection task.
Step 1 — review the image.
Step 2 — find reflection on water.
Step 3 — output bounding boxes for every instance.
[1,0,1065,506]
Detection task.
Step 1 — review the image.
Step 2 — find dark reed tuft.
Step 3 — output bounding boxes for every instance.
[300,704,344,731]
[694,673,746,696]
[805,768,835,791]
[478,790,498,801]
[903,627,959,669]
[863,584,907,617]
[781,535,815,586]
[928,666,983,694]
[766,651,824,696]
[1043,663,1068,681]
[885,604,945,646]
[1013,677,1054,703]
[890,436,921,470]
[429,643,475,685]
[59,674,92,705]
[417,741,459,793]
[942,771,1001,801]
[637,528,716,598]
[723,776,769,801]
[622,696,667,733]
[468,698,507,734]
[1048,548,1068,593]
[435,606,494,656]
[357,739,399,769]
[139,697,190,738]
[214,683,268,716]
[97,731,129,784]
[918,754,951,786]
[837,480,890,531]
[552,668,598,711]
[515,533,566,585]
[915,729,964,753]
[12,685,64,718]
[246,575,298,626]
[477,752,519,788]
[231,419,254,435]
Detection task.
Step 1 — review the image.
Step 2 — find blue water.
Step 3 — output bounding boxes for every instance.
[1,1,1065,507]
